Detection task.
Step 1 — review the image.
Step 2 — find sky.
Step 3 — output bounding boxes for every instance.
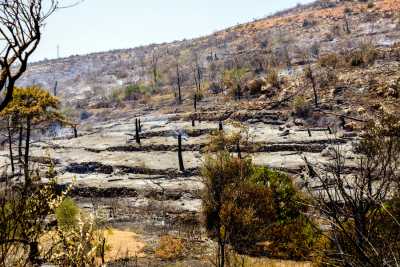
[32,0,315,62]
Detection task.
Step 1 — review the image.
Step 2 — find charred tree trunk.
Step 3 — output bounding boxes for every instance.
[135,118,141,144]
[73,125,78,138]
[178,134,184,172]
[194,94,197,111]
[24,116,31,185]
[7,119,14,175]
[344,15,351,34]
[18,124,23,163]
[176,64,182,104]
[53,81,58,96]
[237,85,241,100]
[138,118,142,132]
[219,120,223,131]
[306,66,318,108]
[218,237,225,267]
[237,141,242,159]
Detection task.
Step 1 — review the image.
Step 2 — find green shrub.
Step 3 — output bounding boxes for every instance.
[123,83,153,100]
[202,150,317,261]
[109,83,154,102]
[55,197,79,229]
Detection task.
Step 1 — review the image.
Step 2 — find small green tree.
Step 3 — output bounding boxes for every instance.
[0,86,64,185]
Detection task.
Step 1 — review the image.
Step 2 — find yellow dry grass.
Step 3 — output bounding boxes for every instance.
[104,229,146,262]
[241,258,312,267]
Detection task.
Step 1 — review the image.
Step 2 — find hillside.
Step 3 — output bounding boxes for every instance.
[18,0,400,113]
[5,0,400,266]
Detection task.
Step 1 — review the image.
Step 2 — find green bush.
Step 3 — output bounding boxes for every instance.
[123,83,153,100]
[55,197,79,229]
[110,83,154,102]
[202,151,317,260]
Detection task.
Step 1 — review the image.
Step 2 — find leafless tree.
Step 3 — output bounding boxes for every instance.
[151,49,161,87]
[0,1,67,111]
[304,112,400,266]
[192,52,202,93]
[304,65,318,108]
[175,61,182,104]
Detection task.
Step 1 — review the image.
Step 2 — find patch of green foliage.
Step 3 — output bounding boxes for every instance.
[55,197,79,229]
[110,83,154,102]
[202,149,318,260]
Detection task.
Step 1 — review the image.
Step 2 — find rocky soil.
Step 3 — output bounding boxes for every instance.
[0,101,357,254]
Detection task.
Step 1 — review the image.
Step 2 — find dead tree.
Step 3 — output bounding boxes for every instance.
[18,123,23,163]
[344,14,351,34]
[53,81,58,96]
[304,65,318,108]
[176,63,182,104]
[304,112,400,266]
[192,53,202,93]
[151,50,160,87]
[7,116,14,174]
[135,118,140,144]
[0,0,60,111]
[219,120,223,131]
[235,85,241,101]
[72,124,78,138]
[194,94,197,111]
[178,134,184,172]
[236,141,241,159]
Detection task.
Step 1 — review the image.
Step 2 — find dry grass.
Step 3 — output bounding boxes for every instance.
[155,235,185,261]
[240,257,312,267]
[104,229,146,262]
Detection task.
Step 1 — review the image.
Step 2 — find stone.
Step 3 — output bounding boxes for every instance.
[293,118,304,126]
[258,94,267,101]
[357,107,366,114]
[279,129,290,136]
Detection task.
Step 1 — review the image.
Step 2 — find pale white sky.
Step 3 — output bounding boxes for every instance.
[32,0,314,61]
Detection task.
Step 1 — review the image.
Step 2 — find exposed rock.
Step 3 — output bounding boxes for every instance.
[279,129,290,137]
[258,94,267,101]
[293,118,304,126]
[65,162,114,174]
